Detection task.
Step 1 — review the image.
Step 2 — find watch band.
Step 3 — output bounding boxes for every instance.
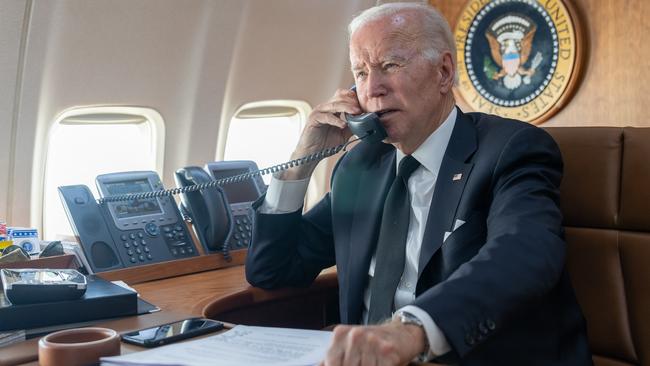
[396,310,431,363]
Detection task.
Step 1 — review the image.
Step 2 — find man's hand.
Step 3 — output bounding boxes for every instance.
[321,319,427,366]
[279,89,360,180]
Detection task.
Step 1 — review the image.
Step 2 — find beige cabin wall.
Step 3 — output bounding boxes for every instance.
[0,0,376,228]
[0,0,28,222]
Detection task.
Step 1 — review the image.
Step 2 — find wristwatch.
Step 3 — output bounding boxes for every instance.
[396,311,431,363]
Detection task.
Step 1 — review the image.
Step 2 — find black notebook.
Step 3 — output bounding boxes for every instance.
[0,275,138,331]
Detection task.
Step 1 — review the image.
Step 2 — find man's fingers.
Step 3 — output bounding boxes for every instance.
[323,326,350,366]
[315,99,362,115]
[315,88,362,115]
[323,348,344,366]
[333,87,358,100]
[310,111,347,129]
[341,327,365,366]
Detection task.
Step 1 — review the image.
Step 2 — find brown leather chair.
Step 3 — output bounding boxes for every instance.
[546,127,650,366]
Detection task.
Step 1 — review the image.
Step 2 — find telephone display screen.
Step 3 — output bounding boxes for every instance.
[210,168,260,203]
[104,179,162,218]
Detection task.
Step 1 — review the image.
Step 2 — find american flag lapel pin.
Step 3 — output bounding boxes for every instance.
[452,173,463,181]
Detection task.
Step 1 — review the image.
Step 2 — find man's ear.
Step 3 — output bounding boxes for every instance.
[438,52,455,93]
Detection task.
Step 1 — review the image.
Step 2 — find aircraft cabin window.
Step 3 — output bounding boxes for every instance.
[42,107,164,240]
[223,101,310,184]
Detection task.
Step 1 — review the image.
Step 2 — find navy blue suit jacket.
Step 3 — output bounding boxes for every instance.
[246,110,592,365]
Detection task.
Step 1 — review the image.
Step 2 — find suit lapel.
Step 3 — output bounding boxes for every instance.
[345,146,395,324]
[418,110,477,279]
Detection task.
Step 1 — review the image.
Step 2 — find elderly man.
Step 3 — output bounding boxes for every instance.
[246,3,592,365]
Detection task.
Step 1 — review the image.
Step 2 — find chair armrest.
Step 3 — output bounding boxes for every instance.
[202,270,339,329]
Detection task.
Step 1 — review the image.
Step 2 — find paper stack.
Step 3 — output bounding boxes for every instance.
[102,325,333,366]
[0,330,25,348]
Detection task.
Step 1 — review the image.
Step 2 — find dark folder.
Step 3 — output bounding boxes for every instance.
[0,275,137,331]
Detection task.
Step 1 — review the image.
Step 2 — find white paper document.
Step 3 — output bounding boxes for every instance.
[101,325,333,366]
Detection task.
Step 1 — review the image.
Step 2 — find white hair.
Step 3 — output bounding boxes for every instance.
[348,3,456,67]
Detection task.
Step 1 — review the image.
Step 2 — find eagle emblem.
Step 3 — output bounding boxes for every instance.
[485,14,543,90]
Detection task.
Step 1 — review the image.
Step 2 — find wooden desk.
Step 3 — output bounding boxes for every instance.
[1,264,251,366]
[1,262,337,366]
[1,263,438,366]
[132,265,251,315]
[1,311,192,366]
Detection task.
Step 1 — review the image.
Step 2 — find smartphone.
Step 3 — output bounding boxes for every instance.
[121,318,224,347]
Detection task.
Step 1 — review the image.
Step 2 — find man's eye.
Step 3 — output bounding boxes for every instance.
[384,63,398,70]
[355,71,367,80]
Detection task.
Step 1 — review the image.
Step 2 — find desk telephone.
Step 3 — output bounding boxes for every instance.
[58,171,198,273]
[60,111,386,271]
[175,161,267,259]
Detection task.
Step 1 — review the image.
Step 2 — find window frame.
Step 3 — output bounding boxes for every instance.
[37,106,165,239]
[216,100,311,162]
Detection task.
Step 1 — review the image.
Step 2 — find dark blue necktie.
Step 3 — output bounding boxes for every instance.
[367,155,420,324]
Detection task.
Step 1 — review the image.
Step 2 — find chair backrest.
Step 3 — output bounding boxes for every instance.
[545,127,650,366]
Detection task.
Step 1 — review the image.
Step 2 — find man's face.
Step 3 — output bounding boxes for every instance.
[349,13,450,151]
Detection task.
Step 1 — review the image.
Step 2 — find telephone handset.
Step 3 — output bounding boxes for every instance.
[58,171,198,273]
[175,161,266,260]
[344,85,388,144]
[205,161,267,256]
[344,112,387,144]
[174,167,232,257]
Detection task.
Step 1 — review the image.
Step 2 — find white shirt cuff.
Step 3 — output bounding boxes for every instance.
[396,305,451,359]
[259,176,310,214]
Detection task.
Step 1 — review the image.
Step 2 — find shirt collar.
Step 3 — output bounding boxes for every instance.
[396,107,457,176]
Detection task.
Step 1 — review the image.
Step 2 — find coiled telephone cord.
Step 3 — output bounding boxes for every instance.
[98,137,362,204]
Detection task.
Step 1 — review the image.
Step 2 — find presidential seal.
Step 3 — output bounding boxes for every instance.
[454,0,582,124]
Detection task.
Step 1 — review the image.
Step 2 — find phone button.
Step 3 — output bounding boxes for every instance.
[145,223,159,237]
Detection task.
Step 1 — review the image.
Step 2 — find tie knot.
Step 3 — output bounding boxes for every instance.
[397,155,420,179]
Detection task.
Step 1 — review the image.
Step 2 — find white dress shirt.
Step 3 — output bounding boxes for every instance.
[260,108,458,358]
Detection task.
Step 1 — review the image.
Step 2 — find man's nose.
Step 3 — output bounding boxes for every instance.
[366,71,388,98]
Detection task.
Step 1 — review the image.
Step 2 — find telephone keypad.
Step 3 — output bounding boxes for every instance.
[228,213,253,250]
[119,230,155,264]
[160,223,195,259]
[117,223,195,265]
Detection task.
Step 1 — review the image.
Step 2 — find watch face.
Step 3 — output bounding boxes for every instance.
[398,312,423,326]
